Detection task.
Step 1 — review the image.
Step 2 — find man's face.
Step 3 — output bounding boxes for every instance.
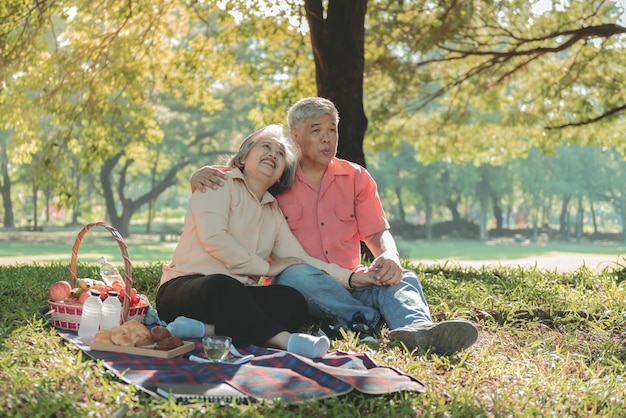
[290,113,338,169]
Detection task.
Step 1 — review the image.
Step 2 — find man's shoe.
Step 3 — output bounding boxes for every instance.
[350,312,377,343]
[388,319,478,355]
[318,318,352,340]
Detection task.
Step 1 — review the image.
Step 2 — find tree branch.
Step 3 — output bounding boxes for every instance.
[413,23,626,122]
[546,103,626,130]
[437,24,626,59]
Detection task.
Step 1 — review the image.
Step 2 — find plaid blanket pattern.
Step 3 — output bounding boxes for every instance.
[59,331,425,403]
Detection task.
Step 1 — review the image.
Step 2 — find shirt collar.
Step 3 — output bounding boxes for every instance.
[231,168,277,204]
[295,157,350,180]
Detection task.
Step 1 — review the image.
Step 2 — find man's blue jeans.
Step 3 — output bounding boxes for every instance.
[273,264,432,329]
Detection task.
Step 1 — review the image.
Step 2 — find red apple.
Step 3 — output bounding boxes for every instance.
[77,290,91,305]
[49,281,72,302]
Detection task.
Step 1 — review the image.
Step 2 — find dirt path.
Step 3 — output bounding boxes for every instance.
[0,255,71,265]
[415,252,626,273]
[3,252,624,273]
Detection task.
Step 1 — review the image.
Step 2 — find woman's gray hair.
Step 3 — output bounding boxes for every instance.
[228,124,298,195]
[287,97,339,130]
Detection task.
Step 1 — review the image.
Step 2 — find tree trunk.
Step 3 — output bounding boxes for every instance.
[425,199,433,241]
[491,193,503,230]
[446,198,461,223]
[72,171,81,226]
[306,0,371,261]
[31,182,39,231]
[532,213,539,242]
[542,195,552,232]
[479,204,488,241]
[100,152,190,237]
[477,169,490,241]
[0,144,15,228]
[505,204,512,229]
[559,195,571,240]
[146,157,159,234]
[44,184,51,225]
[146,199,155,234]
[588,196,598,234]
[620,198,626,242]
[576,196,583,242]
[305,0,368,167]
[394,186,405,222]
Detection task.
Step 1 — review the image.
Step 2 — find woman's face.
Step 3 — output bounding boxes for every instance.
[244,135,287,184]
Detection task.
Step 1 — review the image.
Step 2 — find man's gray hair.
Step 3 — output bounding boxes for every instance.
[287,97,339,130]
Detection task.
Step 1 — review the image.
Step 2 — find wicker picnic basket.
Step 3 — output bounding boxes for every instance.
[48,221,149,331]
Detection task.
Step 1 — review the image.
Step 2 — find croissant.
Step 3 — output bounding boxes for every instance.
[110,326,133,347]
[93,329,113,344]
[122,319,152,346]
[122,319,145,330]
[93,320,183,351]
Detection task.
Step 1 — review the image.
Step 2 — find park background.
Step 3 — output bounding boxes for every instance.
[1,0,625,247]
[2,1,626,416]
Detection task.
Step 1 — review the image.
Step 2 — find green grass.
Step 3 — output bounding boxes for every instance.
[3,231,626,416]
[397,239,626,260]
[0,229,177,265]
[2,260,626,416]
[3,228,626,266]
[0,237,177,265]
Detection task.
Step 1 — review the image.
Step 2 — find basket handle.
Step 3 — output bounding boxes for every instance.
[69,221,134,323]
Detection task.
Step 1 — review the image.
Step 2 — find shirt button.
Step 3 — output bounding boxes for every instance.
[320,222,324,226]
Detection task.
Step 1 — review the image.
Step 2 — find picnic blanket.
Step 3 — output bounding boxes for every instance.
[55,330,425,403]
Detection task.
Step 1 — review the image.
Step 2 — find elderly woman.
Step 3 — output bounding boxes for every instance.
[156,124,352,358]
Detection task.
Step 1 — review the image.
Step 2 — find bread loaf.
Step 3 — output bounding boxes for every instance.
[156,336,184,351]
[93,320,184,352]
[150,326,171,342]
[133,337,155,347]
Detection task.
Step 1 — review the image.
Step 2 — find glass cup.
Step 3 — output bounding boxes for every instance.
[202,336,232,362]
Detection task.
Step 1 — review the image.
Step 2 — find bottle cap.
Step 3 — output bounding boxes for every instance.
[89,289,101,296]
[108,291,118,297]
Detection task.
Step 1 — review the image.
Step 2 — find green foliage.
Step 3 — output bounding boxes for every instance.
[368,140,626,239]
[1,0,322,233]
[3,258,626,416]
[364,0,626,163]
[2,0,625,237]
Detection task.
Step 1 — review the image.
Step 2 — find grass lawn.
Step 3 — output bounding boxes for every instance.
[397,238,626,261]
[2,229,626,416]
[0,228,177,265]
[2,227,626,266]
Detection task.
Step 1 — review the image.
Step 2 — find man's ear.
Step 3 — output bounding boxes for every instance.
[290,130,302,152]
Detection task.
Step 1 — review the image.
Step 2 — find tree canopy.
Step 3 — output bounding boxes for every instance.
[364,0,625,162]
[1,0,624,233]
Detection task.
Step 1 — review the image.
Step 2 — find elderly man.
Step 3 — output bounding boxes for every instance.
[191,97,478,355]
